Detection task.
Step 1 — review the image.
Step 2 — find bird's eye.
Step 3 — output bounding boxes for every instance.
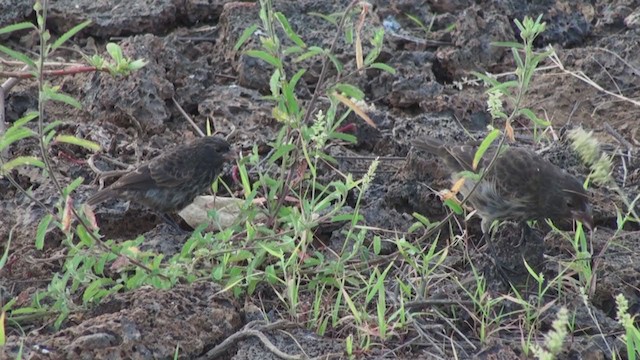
[566,201,574,209]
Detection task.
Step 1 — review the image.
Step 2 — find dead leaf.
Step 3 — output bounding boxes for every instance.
[178,196,267,231]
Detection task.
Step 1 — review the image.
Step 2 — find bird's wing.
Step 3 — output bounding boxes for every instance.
[445,144,477,172]
[108,165,157,191]
[491,148,540,199]
[147,150,196,187]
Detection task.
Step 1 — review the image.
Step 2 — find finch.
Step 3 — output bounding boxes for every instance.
[413,136,593,233]
[87,136,235,214]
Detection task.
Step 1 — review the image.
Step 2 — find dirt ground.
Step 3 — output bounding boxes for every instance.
[1,0,639,359]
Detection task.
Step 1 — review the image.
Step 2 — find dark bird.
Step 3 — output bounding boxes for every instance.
[87,136,235,217]
[413,136,593,233]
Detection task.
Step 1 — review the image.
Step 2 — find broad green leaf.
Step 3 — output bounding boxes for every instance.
[0,234,10,270]
[512,47,524,69]
[308,12,338,25]
[0,22,35,35]
[488,80,520,93]
[275,12,305,48]
[369,62,396,74]
[518,108,551,127]
[259,243,283,258]
[327,53,343,72]
[0,310,5,346]
[269,143,296,162]
[44,89,82,108]
[0,127,35,151]
[36,214,54,250]
[491,41,524,49]
[51,20,91,51]
[288,69,305,90]
[1,156,45,173]
[333,83,364,100]
[412,212,431,226]
[43,120,63,134]
[106,43,124,63]
[473,129,501,170]
[444,198,463,215]
[0,44,35,69]
[283,46,304,56]
[55,135,101,151]
[13,111,39,127]
[294,46,324,62]
[471,71,501,87]
[128,59,147,71]
[245,50,281,68]
[233,24,258,51]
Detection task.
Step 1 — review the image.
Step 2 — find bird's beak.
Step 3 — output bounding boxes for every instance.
[572,209,594,230]
[224,147,240,161]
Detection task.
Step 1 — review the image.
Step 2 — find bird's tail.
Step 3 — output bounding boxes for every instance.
[86,189,117,206]
[412,136,445,154]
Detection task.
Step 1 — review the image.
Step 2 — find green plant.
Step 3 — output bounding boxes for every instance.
[530,307,570,360]
[1,0,154,330]
[616,294,640,360]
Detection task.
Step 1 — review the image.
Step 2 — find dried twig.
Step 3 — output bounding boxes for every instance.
[172,97,205,137]
[198,320,302,360]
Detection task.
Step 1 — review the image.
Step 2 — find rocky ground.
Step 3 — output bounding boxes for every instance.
[1,0,639,359]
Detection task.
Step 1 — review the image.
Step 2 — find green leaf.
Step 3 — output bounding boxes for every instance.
[106,43,124,63]
[128,59,147,71]
[294,46,324,62]
[0,310,6,346]
[269,70,280,97]
[518,108,551,127]
[0,22,35,35]
[259,243,284,258]
[473,129,501,170]
[373,235,381,255]
[55,135,101,151]
[444,198,463,215]
[36,214,54,250]
[512,47,524,70]
[369,62,396,74]
[0,44,36,69]
[233,24,258,51]
[43,120,63,134]
[43,89,82,108]
[405,14,426,29]
[0,233,10,270]
[491,41,524,49]
[330,213,360,223]
[330,132,357,143]
[0,127,35,151]
[283,46,304,56]
[12,111,39,127]
[1,156,45,173]
[326,53,343,72]
[269,143,296,163]
[308,12,338,25]
[245,50,281,68]
[333,83,364,100]
[51,20,91,51]
[489,80,519,94]
[289,69,305,91]
[275,12,305,48]
[412,212,431,227]
[471,71,501,87]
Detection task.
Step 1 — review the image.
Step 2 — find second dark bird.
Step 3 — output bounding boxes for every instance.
[87,136,235,216]
[413,136,593,233]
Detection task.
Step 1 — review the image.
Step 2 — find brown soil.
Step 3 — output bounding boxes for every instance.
[1,0,639,359]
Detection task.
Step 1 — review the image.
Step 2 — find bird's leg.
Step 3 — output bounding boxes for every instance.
[158,212,190,235]
[482,225,517,288]
[515,222,531,248]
